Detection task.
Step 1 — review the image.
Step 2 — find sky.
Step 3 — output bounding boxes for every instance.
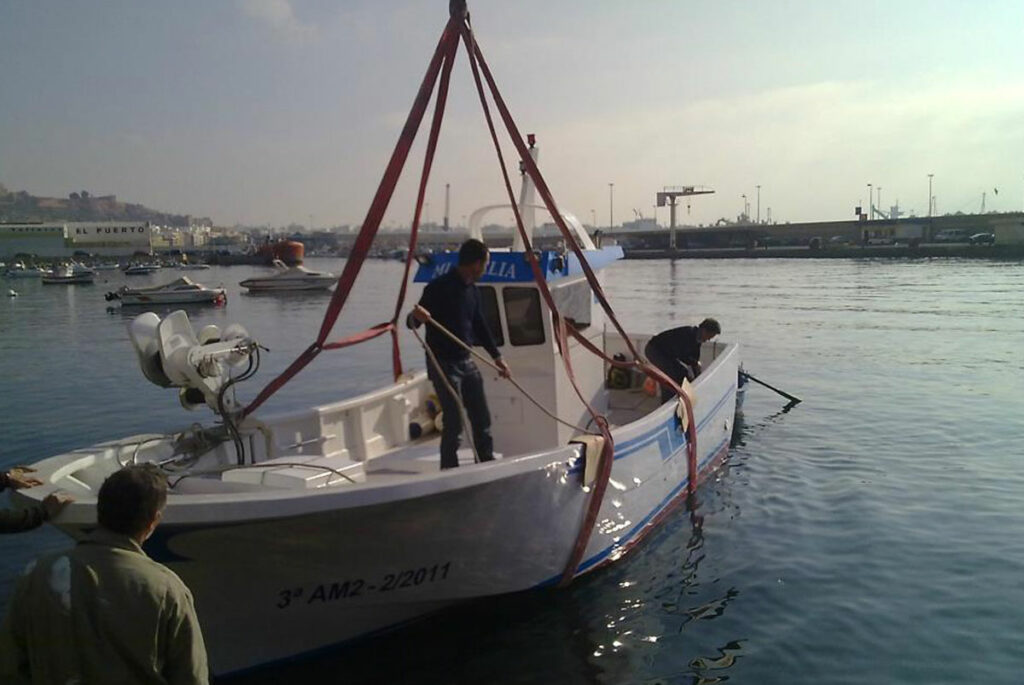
[2,0,1023,229]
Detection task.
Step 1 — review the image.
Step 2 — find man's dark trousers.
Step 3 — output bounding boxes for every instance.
[427,357,494,469]
[644,341,695,403]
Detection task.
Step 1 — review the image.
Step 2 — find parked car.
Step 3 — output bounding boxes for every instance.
[969,232,995,245]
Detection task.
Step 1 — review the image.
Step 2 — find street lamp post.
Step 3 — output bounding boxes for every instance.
[867,183,873,218]
[927,173,934,217]
[608,183,614,230]
[756,184,761,224]
[877,187,882,219]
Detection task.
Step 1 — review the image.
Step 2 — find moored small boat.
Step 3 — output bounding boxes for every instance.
[123,263,161,275]
[105,276,226,305]
[239,259,336,292]
[4,262,46,278]
[41,263,96,285]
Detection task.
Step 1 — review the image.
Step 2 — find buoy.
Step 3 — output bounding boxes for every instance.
[409,414,436,440]
[642,377,658,397]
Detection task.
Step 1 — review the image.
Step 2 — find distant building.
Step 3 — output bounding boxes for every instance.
[0,221,152,258]
[0,223,66,258]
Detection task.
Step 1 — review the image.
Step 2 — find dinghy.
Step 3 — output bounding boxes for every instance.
[105,276,226,306]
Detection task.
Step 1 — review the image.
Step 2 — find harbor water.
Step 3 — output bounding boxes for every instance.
[2,257,1024,684]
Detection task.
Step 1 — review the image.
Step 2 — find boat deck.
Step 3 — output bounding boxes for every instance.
[170,386,663,494]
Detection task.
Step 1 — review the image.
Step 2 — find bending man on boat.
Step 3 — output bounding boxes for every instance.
[644,318,721,402]
[408,239,511,469]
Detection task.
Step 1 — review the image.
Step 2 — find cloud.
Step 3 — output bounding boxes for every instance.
[237,0,316,42]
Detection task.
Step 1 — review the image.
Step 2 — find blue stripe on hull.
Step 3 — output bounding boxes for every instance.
[541,383,737,585]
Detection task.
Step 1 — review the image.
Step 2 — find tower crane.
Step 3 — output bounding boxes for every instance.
[656,185,714,251]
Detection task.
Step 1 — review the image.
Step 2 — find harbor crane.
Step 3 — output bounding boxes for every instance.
[656,185,715,251]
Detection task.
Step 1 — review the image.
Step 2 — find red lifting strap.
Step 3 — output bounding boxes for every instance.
[460,20,698,585]
[238,7,700,593]
[242,19,460,418]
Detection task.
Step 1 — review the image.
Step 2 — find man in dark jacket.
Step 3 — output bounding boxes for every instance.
[0,468,73,534]
[644,318,721,401]
[409,239,510,469]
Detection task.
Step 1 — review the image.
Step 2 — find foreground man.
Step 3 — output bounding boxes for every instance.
[409,238,511,469]
[644,317,721,401]
[1,463,209,685]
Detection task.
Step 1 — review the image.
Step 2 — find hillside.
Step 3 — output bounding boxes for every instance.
[0,183,208,226]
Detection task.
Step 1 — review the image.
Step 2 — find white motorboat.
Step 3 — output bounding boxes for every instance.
[239,259,336,291]
[124,263,161,275]
[105,276,226,306]
[4,262,46,278]
[41,263,96,285]
[11,10,741,676]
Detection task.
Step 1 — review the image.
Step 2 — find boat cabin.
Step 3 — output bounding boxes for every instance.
[412,246,623,454]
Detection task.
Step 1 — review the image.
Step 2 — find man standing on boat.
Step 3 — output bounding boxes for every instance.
[1,463,209,684]
[644,318,721,401]
[409,239,511,469]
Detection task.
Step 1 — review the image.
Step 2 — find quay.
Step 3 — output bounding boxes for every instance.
[623,243,1024,260]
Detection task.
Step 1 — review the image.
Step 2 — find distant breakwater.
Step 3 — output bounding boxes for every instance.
[623,244,1024,260]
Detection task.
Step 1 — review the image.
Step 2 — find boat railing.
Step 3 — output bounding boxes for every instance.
[244,371,432,466]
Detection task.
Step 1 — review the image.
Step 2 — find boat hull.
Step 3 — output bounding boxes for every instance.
[239,278,335,292]
[42,274,95,285]
[51,346,736,674]
[26,341,738,675]
[118,291,224,305]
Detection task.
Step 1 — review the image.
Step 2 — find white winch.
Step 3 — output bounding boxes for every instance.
[127,310,259,414]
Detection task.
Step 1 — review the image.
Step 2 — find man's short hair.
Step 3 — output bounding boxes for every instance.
[699,317,721,336]
[97,464,168,537]
[458,239,489,266]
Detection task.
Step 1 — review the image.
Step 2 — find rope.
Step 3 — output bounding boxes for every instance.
[460,18,616,587]
[410,325,481,465]
[241,18,461,418]
[413,309,591,435]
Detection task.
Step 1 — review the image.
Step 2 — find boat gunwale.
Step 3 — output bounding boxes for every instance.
[15,341,739,526]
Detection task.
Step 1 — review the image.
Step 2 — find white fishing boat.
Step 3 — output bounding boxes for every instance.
[16,172,739,675]
[12,6,741,676]
[239,259,336,292]
[41,263,96,285]
[105,276,226,306]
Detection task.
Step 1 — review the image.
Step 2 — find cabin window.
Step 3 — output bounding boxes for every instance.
[477,286,505,347]
[503,287,545,346]
[551,280,592,331]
